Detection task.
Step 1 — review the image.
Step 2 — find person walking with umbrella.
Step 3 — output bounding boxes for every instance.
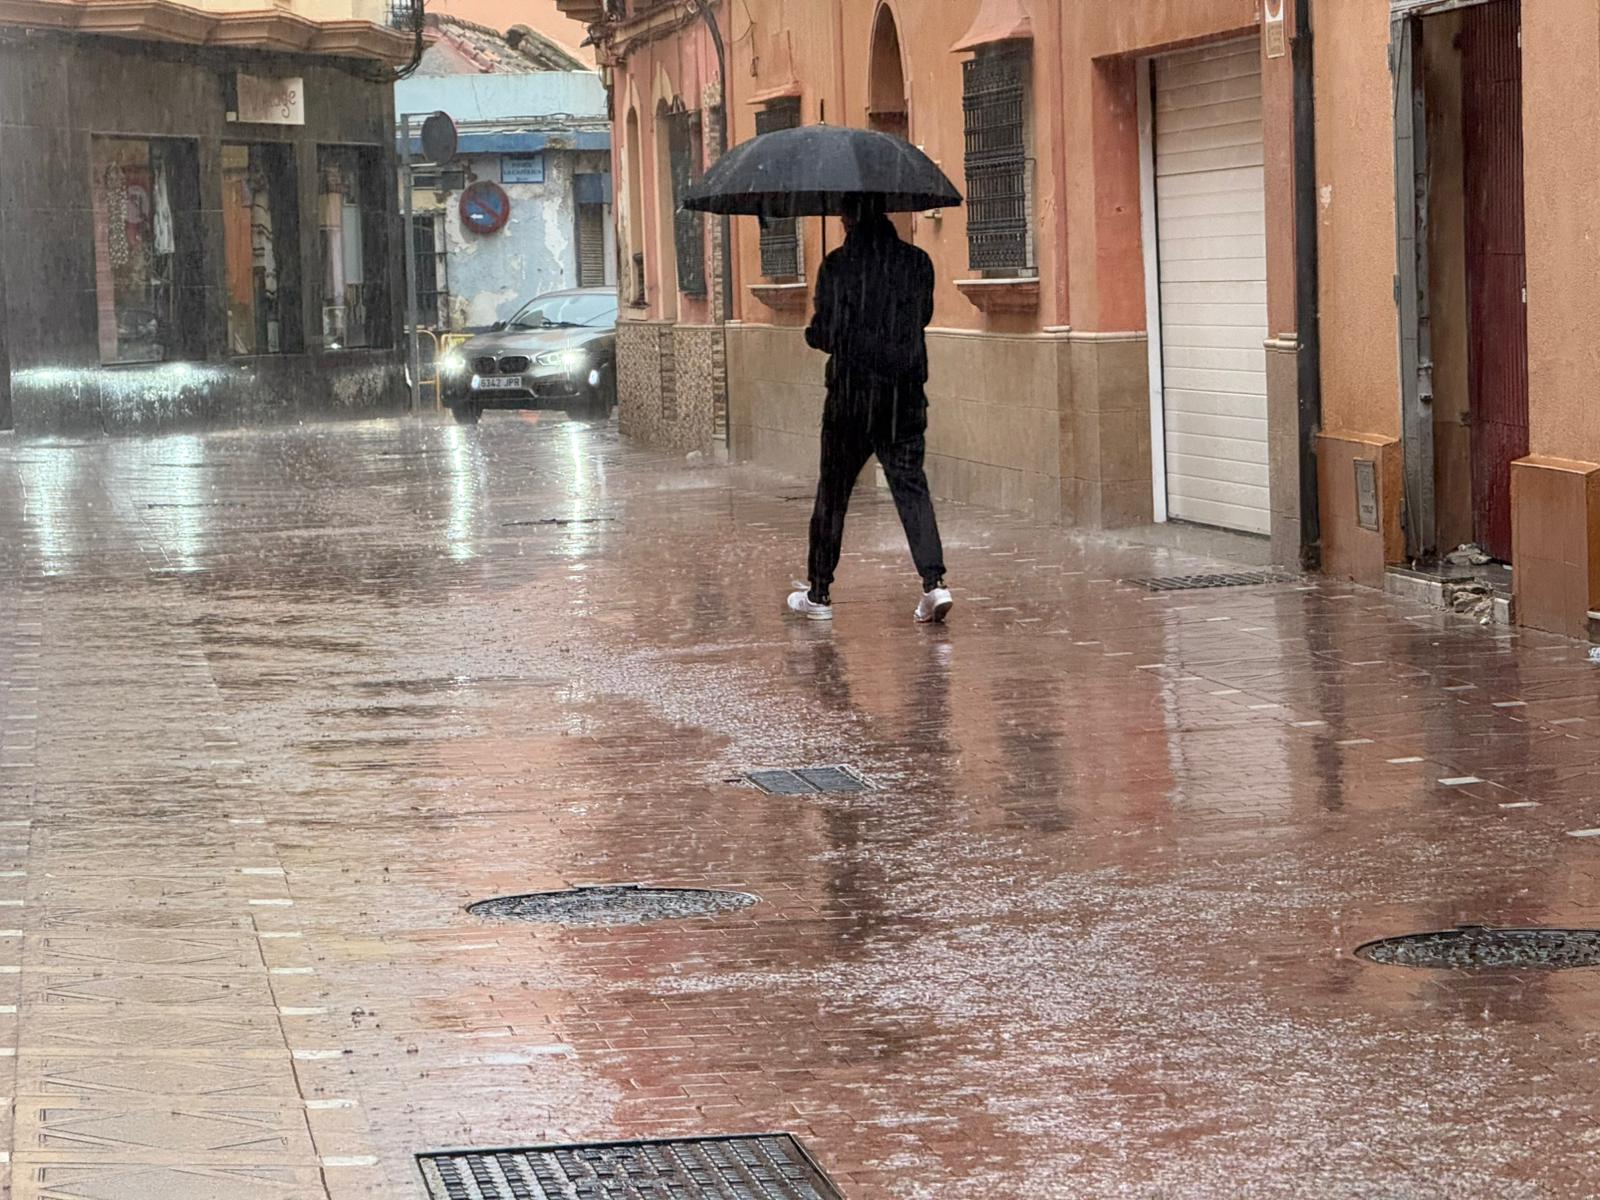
[785,195,951,624]
[682,124,962,625]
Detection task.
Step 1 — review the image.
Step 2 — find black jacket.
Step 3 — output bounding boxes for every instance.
[804,216,935,388]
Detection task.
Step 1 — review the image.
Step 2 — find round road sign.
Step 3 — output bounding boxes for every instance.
[459,181,511,236]
[420,111,458,164]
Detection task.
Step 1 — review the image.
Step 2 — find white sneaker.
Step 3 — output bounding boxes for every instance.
[787,588,834,621]
[915,585,954,624]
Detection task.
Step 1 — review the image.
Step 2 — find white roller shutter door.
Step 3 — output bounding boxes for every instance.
[1154,40,1270,534]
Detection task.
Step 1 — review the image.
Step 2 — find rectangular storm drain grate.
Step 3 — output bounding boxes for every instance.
[418,1134,845,1199]
[743,766,872,795]
[500,517,613,528]
[1127,571,1297,592]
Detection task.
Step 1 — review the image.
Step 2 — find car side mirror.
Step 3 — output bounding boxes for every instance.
[489,320,507,332]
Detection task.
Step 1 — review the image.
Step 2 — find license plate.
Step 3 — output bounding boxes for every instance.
[476,376,523,391]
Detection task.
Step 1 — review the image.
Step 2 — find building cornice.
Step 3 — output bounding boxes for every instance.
[557,0,719,69]
[0,0,415,64]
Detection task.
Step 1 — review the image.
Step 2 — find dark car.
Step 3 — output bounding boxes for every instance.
[440,287,618,424]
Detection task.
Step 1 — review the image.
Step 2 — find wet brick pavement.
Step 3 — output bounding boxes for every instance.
[2,413,1600,1197]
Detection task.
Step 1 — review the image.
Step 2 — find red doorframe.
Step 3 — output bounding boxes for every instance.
[1460,0,1528,563]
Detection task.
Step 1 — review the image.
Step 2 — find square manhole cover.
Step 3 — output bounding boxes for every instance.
[418,1134,844,1199]
[743,766,872,795]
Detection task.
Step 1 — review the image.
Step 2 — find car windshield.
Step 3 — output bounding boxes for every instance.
[507,293,617,330]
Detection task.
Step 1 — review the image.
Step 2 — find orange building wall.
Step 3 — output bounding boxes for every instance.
[728,0,1052,335]
[1059,0,1260,333]
[719,0,1305,547]
[1311,0,1399,440]
[1522,0,1600,462]
[728,0,1287,339]
[613,21,717,328]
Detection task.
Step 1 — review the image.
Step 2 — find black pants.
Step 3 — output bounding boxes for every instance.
[807,380,946,599]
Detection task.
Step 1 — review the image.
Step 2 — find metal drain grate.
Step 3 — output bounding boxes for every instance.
[500,517,612,528]
[743,767,872,795]
[418,1134,844,1200]
[1126,571,1296,592]
[467,884,757,926]
[1355,926,1600,970]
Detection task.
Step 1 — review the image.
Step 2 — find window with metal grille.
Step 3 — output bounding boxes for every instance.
[755,98,803,279]
[667,109,706,297]
[963,49,1032,274]
[387,0,420,32]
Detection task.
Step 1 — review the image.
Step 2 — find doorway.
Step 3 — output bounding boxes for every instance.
[868,6,913,238]
[868,7,908,140]
[1140,39,1272,536]
[1395,0,1527,564]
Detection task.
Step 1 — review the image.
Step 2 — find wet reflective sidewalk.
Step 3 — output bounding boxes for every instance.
[1,413,1598,1198]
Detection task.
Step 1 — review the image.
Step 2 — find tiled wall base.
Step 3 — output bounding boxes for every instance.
[616,321,719,454]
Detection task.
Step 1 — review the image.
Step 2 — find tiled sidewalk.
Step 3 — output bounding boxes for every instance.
[1,414,1598,1198]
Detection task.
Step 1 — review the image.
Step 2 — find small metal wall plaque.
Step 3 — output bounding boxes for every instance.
[1264,0,1288,58]
[1355,458,1379,532]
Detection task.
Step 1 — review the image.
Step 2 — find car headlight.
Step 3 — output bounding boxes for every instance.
[535,349,586,370]
[439,350,468,377]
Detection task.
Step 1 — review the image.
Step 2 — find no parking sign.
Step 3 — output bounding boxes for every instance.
[459,181,511,235]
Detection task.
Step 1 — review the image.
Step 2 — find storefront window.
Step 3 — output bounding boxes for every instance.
[222,143,300,356]
[90,137,202,365]
[318,146,391,350]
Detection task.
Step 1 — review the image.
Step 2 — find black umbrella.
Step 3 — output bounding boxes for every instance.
[681,124,962,218]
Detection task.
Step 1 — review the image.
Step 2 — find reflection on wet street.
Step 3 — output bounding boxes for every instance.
[2,413,1599,1197]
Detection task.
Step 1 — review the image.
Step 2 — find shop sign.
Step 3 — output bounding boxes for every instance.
[236,74,304,125]
[502,153,546,185]
[460,181,512,235]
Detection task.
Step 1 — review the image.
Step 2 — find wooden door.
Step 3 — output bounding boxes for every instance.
[1461,0,1527,562]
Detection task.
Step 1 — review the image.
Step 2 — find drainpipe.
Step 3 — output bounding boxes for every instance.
[1049,0,1070,326]
[0,194,10,430]
[826,1,848,257]
[1293,0,1323,568]
[832,4,847,122]
[401,112,422,415]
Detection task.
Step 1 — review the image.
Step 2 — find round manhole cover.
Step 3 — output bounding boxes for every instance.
[467,885,758,926]
[1356,926,1600,970]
